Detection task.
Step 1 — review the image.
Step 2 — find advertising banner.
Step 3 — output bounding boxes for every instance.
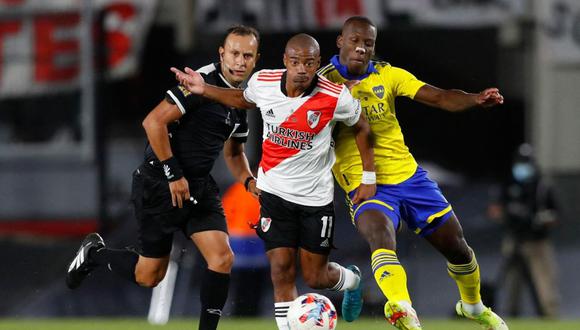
[0,0,156,98]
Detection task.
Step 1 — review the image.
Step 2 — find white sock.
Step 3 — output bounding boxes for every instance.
[329,263,360,291]
[274,301,292,330]
[399,300,414,309]
[461,300,486,316]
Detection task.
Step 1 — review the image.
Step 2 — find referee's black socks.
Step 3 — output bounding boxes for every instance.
[89,247,139,284]
[199,269,230,330]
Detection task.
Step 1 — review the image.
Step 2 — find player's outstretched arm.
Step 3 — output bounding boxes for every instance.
[351,113,376,204]
[170,67,256,110]
[414,84,504,112]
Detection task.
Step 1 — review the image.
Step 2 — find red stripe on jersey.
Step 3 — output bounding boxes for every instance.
[257,78,282,82]
[258,72,283,81]
[317,80,342,94]
[317,84,342,95]
[259,72,284,76]
[258,72,284,77]
[318,82,342,94]
[260,92,338,173]
[318,76,343,88]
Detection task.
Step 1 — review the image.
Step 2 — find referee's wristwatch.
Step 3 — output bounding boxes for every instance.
[244,176,256,191]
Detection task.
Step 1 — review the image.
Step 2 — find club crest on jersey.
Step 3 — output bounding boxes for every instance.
[178,85,192,97]
[372,85,385,99]
[261,217,272,232]
[307,110,321,129]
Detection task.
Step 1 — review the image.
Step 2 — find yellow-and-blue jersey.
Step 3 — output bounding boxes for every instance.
[320,58,425,193]
[320,56,454,236]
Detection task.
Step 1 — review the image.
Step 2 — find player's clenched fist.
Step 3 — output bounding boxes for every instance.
[476,87,504,107]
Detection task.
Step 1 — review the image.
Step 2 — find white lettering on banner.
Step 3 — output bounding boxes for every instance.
[0,0,156,98]
[195,0,530,31]
[539,0,580,64]
[195,0,386,31]
[389,0,526,27]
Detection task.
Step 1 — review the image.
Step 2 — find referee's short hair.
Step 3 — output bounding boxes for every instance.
[222,25,260,47]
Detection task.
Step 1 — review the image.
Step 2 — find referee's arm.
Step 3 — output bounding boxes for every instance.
[223,139,257,196]
[142,99,182,161]
[142,100,191,208]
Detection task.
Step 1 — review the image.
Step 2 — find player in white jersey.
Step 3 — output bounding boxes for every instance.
[172,34,375,330]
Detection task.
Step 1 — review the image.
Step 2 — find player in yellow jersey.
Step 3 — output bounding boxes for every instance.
[320,16,508,330]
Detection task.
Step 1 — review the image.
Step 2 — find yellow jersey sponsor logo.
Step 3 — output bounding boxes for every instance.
[362,102,388,122]
[178,85,192,97]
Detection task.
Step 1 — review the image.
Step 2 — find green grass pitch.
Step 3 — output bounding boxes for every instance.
[1,318,579,330]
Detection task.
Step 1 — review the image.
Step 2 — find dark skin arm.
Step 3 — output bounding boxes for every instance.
[142,99,190,208]
[351,112,376,204]
[171,67,256,110]
[342,81,375,204]
[414,84,504,112]
[223,139,260,198]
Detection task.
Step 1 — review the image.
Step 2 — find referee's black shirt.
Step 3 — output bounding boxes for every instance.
[144,63,249,178]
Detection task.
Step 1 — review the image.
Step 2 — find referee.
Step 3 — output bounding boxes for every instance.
[66,25,261,330]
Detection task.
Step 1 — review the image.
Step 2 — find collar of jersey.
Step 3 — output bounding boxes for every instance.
[330,55,377,81]
[280,71,318,97]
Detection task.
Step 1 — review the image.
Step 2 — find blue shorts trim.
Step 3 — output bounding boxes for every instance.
[352,199,402,232]
[417,209,454,237]
[348,166,453,237]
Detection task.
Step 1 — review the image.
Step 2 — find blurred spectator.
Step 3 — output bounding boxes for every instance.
[488,143,560,318]
[222,179,269,316]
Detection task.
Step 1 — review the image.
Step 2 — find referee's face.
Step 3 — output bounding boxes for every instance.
[337,21,376,76]
[219,34,259,86]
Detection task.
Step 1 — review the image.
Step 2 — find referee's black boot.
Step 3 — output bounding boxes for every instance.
[66,233,105,289]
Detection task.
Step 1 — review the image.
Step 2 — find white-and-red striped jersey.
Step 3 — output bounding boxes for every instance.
[243,69,361,206]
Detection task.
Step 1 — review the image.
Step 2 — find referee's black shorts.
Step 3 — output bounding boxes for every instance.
[130,163,227,258]
[256,191,336,255]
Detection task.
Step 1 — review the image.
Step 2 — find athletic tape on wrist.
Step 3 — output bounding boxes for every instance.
[161,156,184,182]
[361,171,376,184]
